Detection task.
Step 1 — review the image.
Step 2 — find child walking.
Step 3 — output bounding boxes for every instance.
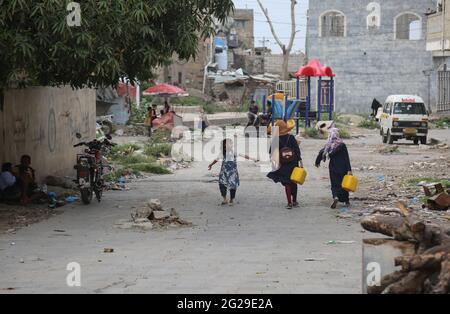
[208,139,241,206]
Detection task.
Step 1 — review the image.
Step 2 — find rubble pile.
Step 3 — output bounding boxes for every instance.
[421,183,450,211]
[352,154,450,224]
[115,199,191,231]
[362,202,450,294]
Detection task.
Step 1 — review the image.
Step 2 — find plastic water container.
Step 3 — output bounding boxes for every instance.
[342,175,358,192]
[291,167,307,185]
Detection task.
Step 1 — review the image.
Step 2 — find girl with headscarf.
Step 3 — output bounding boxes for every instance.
[315,121,353,209]
[267,120,303,209]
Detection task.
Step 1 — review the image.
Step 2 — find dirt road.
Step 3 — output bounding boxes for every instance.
[0,129,448,294]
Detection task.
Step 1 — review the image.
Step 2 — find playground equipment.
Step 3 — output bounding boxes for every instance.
[294,59,336,128]
[262,59,336,134]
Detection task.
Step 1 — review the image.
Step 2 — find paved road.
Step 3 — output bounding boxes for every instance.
[0,133,372,294]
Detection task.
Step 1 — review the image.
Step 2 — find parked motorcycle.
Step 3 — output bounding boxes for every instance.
[73,133,115,205]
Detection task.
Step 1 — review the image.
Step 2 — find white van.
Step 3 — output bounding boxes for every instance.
[377,95,429,145]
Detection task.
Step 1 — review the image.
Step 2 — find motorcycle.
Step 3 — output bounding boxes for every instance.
[73,133,115,205]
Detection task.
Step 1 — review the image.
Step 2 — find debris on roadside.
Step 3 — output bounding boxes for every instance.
[361,202,450,294]
[115,199,192,231]
[376,145,400,154]
[103,248,114,253]
[420,183,450,211]
[325,240,356,245]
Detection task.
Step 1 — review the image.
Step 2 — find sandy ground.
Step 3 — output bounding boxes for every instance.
[0,128,449,294]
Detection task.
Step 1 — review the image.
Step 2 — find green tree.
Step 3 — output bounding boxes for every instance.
[0,0,234,88]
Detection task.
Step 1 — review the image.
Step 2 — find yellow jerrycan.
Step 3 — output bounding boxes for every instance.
[291,167,307,185]
[342,175,358,192]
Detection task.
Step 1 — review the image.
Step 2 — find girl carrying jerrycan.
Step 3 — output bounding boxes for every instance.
[267,120,304,210]
[315,121,355,209]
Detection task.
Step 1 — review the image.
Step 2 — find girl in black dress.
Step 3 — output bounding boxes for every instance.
[267,120,303,209]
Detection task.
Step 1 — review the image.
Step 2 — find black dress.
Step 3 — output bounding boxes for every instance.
[315,143,352,203]
[267,135,301,185]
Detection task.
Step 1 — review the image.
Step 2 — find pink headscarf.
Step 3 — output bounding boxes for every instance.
[323,124,344,156]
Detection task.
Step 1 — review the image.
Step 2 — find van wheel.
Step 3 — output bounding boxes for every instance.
[387,130,394,144]
[382,129,387,143]
[413,138,419,145]
[421,137,427,145]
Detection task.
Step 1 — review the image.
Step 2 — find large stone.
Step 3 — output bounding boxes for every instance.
[151,210,170,220]
[135,207,153,219]
[147,199,162,211]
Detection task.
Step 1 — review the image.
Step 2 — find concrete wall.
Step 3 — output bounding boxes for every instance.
[307,0,436,113]
[264,53,306,76]
[157,37,212,90]
[0,86,96,182]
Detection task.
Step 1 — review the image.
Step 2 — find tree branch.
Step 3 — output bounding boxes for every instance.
[256,0,285,52]
[286,0,297,53]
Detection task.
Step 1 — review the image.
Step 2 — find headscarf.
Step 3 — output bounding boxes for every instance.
[323,123,344,156]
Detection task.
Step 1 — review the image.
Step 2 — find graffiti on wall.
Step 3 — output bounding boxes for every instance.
[48,108,56,152]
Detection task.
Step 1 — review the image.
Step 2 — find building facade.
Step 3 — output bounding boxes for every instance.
[307,0,436,113]
[426,0,450,112]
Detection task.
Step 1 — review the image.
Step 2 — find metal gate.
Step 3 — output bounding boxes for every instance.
[438,71,450,112]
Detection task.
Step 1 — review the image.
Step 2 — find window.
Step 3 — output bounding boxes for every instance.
[395,13,422,40]
[233,20,246,29]
[320,11,346,37]
[393,103,426,115]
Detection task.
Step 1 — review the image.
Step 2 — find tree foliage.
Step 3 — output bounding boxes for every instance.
[0,0,234,88]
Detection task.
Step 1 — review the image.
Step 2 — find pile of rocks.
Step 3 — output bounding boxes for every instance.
[114,199,191,231]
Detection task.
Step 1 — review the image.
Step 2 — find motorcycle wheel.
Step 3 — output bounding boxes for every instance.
[81,188,93,205]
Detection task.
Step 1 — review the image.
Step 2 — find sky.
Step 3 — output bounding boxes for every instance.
[232,0,309,53]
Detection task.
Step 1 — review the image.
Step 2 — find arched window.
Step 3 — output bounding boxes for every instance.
[394,12,422,40]
[319,10,346,37]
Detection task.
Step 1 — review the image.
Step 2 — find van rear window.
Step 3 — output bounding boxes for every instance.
[393,103,426,115]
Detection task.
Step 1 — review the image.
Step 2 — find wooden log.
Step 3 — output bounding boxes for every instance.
[432,258,450,294]
[394,253,445,271]
[383,270,431,294]
[361,214,415,241]
[367,270,406,294]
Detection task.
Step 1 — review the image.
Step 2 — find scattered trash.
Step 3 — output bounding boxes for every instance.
[377,145,399,154]
[326,240,356,245]
[421,183,450,211]
[304,258,327,262]
[64,196,78,203]
[103,248,114,253]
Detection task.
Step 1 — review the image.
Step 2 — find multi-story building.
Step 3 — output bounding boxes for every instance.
[307,0,436,113]
[426,0,450,112]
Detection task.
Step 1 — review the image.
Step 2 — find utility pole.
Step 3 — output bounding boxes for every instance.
[259,37,270,74]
